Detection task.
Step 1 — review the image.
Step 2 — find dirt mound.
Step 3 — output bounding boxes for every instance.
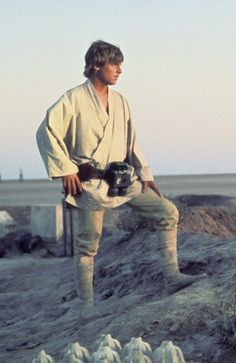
[174,194,236,209]
[174,195,236,238]
[178,207,236,237]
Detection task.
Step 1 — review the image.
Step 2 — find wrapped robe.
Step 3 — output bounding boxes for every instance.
[36,80,153,210]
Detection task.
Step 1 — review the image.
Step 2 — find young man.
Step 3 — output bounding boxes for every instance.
[37,40,206,319]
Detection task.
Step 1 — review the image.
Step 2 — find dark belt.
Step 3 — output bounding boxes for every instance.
[78,163,105,182]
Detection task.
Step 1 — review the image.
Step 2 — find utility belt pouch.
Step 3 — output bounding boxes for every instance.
[103,161,132,197]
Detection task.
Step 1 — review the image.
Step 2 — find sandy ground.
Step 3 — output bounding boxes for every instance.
[1,195,236,363]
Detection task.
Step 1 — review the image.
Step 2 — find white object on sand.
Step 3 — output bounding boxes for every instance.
[61,342,90,363]
[32,350,55,363]
[61,354,84,363]
[94,334,122,354]
[152,341,186,363]
[122,337,152,359]
[91,345,121,363]
[123,350,153,363]
[0,211,16,238]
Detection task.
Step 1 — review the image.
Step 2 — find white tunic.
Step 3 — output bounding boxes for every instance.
[36,80,154,210]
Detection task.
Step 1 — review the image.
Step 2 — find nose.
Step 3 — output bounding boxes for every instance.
[117,64,122,74]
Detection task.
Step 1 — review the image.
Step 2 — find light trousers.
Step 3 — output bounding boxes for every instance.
[73,188,179,258]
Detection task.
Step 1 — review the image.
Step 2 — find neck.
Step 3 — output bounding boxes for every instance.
[89,77,108,95]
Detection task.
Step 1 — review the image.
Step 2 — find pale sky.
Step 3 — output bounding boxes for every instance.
[0,0,235,179]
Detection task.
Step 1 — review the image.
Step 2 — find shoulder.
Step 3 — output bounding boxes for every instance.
[110,88,130,107]
[65,81,87,100]
[48,82,88,110]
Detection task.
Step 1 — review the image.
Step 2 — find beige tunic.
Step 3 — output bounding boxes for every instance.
[36,80,153,210]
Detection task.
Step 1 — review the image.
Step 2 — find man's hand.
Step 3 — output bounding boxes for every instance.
[62,174,83,195]
[142,180,163,198]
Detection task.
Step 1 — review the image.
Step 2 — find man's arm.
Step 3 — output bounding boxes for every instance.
[36,93,79,180]
[126,117,163,198]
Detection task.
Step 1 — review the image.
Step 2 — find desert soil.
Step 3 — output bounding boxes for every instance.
[1,194,236,363]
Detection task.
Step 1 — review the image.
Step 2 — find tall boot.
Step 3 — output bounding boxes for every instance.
[157,229,207,295]
[76,255,94,305]
[74,255,100,321]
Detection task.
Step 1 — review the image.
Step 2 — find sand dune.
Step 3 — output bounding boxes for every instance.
[0,195,236,362]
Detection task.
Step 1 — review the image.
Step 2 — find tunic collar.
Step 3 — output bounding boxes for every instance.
[84,79,112,128]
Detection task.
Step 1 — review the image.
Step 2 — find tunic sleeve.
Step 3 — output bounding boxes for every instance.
[36,93,79,178]
[124,100,154,181]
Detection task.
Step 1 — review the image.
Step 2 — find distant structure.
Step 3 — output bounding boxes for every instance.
[19,168,24,182]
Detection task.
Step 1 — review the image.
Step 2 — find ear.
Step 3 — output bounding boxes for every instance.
[93,65,100,72]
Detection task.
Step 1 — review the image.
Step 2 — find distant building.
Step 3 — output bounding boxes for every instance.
[19,168,24,182]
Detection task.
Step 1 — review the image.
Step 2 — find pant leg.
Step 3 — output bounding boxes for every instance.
[73,209,104,303]
[127,188,179,231]
[73,209,104,257]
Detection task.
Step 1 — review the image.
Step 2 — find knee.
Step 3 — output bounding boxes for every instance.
[74,229,101,257]
[168,202,179,224]
[77,228,101,242]
[160,199,179,229]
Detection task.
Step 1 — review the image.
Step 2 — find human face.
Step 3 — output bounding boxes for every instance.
[95,63,122,86]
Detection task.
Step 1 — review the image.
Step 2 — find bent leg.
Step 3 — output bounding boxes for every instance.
[127,188,179,231]
[128,189,206,294]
